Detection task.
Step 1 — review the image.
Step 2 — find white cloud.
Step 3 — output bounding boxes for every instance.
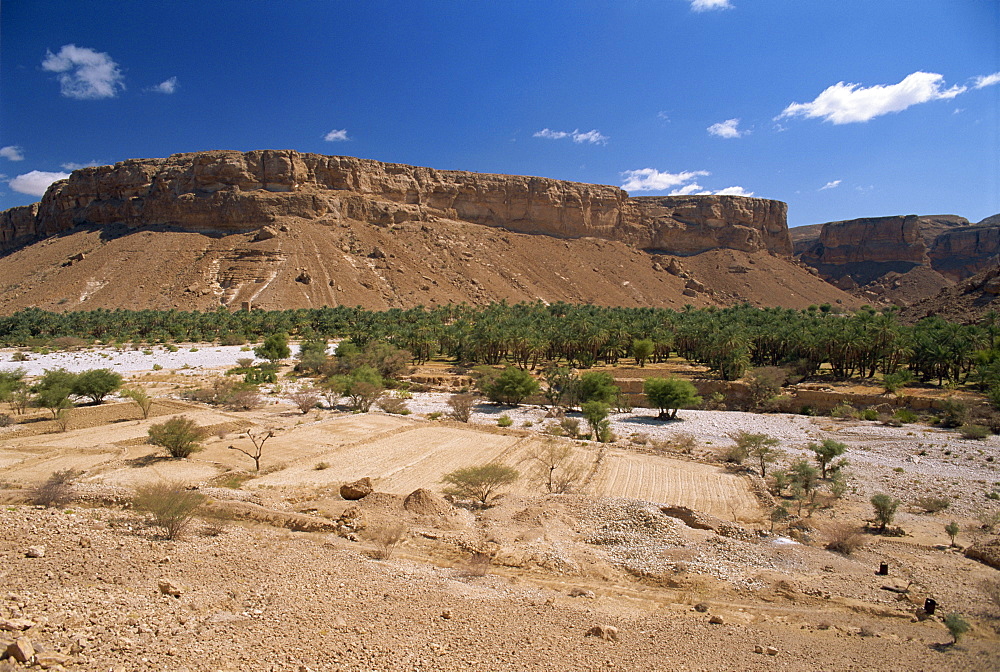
[534,128,570,140]
[707,118,745,138]
[42,44,124,100]
[621,168,710,191]
[0,146,24,161]
[323,129,349,142]
[150,76,178,94]
[690,0,733,11]
[60,161,101,171]
[778,71,967,124]
[657,111,671,122]
[533,128,608,145]
[621,168,751,196]
[712,186,753,196]
[9,170,70,197]
[974,72,1000,89]
[819,180,842,191]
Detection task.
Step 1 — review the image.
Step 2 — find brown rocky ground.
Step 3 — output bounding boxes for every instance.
[0,218,859,314]
[2,356,999,671]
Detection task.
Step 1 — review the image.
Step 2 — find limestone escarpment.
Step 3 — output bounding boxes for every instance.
[794,213,1000,302]
[0,150,790,256]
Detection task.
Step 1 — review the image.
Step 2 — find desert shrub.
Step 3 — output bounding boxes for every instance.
[824,522,865,555]
[959,423,990,440]
[937,398,967,428]
[722,442,748,465]
[769,469,790,496]
[529,441,583,494]
[0,413,12,428]
[189,378,261,411]
[447,392,478,422]
[913,496,950,513]
[254,332,291,363]
[870,492,901,532]
[31,469,80,508]
[830,403,858,420]
[463,551,492,577]
[148,416,205,458]
[747,366,787,409]
[581,401,613,443]
[496,414,513,428]
[367,522,407,560]
[945,521,960,546]
[978,509,1000,533]
[441,463,519,506]
[943,612,970,644]
[859,408,878,421]
[893,408,919,423]
[878,413,903,427]
[289,388,321,414]
[560,417,581,439]
[983,578,1000,613]
[132,481,206,540]
[11,351,29,362]
[314,461,330,470]
[219,333,247,346]
[482,366,539,406]
[377,394,410,415]
[732,431,780,477]
[575,372,620,407]
[121,387,154,419]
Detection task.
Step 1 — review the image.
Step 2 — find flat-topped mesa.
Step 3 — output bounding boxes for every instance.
[1,149,791,255]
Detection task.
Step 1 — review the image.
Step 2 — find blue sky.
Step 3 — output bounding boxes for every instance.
[1,0,998,227]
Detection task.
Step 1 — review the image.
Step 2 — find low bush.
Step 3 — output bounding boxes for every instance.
[31,469,80,508]
[497,414,513,428]
[132,481,206,540]
[377,394,411,415]
[958,423,990,440]
[148,416,206,458]
[367,522,407,560]
[913,496,950,513]
[893,408,919,424]
[824,522,865,555]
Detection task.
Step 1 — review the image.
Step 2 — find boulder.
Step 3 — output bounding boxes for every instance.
[158,579,187,597]
[340,477,373,501]
[585,624,619,641]
[0,618,34,632]
[25,546,45,558]
[5,637,34,663]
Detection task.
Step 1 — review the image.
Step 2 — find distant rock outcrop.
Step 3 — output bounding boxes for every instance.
[793,213,1000,305]
[0,150,790,256]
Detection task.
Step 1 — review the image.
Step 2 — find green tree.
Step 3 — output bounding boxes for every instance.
[632,339,654,367]
[809,438,847,479]
[148,416,206,458]
[542,365,577,408]
[643,377,701,420]
[441,463,519,506]
[733,431,780,477]
[869,492,900,533]
[943,612,970,645]
[575,371,619,407]
[295,336,329,374]
[72,368,123,404]
[254,332,291,363]
[340,365,385,412]
[581,400,612,443]
[482,366,539,406]
[945,521,960,547]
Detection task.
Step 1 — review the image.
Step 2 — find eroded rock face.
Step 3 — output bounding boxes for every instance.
[795,214,1000,294]
[0,150,790,256]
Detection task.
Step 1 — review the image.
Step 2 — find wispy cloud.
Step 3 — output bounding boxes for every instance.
[9,170,70,197]
[819,180,842,191]
[149,76,178,94]
[690,0,733,11]
[0,146,25,161]
[323,129,349,142]
[620,168,752,196]
[533,128,609,145]
[60,161,101,171]
[778,71,966,124]
[707,118,745,138]
[42,44,124,99]
[974,72,1000,89]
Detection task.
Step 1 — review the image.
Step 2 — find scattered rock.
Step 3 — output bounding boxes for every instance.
[340,477,373,501]
[754,645,764,654]
[25,545,45,558]
[708,615,725,625]
[295,270,312,285]
[765,646,779,656]
[440,610,453,620]
[35,652,71,669]
[568,588,596,599]
[585,624,619,641]
[0,618,33,632]
[5,637,34,663]
[157,579,186,597]
[403,488,452,516]
[693,602,710,613]
[253,226,278,241]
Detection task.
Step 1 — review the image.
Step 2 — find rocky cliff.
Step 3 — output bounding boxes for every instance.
[0,150,790,256]
[793,214,1000,302]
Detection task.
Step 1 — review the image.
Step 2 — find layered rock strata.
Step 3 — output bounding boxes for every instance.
[1,150,790,256]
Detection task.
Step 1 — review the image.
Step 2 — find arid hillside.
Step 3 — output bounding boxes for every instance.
[0,150,859,313]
